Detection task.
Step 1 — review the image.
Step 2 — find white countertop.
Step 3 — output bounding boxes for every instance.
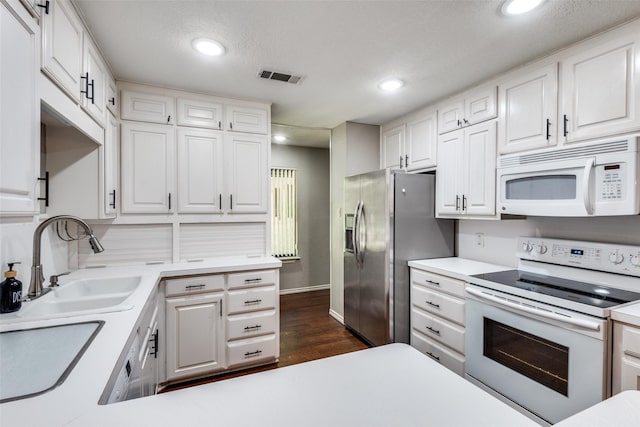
[0,256,281,426]
[612,301,640,327]
[555,390,640,427]
[408,257,512,281]
[66,344,539,427]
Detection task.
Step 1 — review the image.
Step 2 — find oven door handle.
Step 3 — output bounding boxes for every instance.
[466,287,601,331]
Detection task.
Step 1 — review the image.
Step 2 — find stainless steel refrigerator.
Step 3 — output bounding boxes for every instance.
[343,169,454,346]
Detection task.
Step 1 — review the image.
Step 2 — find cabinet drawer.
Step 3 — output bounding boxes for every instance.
[411,268,465,298]
[227,285,277,314]
[411,331,465,377]
[228,269,277,290]
[412,285,464,325]
[622,324,640,355]
[412,308,465,353]
[227,310,277,340]
[164,274,224,297]
[227,334,277,368]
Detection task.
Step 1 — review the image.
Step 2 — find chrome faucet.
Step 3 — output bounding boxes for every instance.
[28,215,104,299]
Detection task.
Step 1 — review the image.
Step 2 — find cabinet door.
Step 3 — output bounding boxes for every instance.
[225,105,268,134]
[41,0,83,101]
[0,0,39,215]
[465,86,497,126]
[498,64,558,154]
[438,101,464,134]
[82,36,108,126]
[560,33,640,143]
[463,121,496,216]
[225,134,268,213]
[104,114,118,217]
[106,76,117,116]
[177,128,224,213]
[381,125,404,169]
[165,293,224,381]
[120,122,174,213]
[177,98,223,130]
[612,322,640,394]
[121,90,175,124]
[406,112,437,171]
[436,129,464,216]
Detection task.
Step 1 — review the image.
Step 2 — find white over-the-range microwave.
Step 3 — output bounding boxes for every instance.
[497,135,640,216]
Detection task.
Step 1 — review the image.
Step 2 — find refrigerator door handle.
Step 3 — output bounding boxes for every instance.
[353,201,362,265]
[358,203,366,264]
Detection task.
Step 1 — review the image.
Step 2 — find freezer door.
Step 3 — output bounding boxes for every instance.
[358,170,390,346]
[343,175,361,333]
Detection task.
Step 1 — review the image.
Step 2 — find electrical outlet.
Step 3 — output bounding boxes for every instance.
[475,232,485,247]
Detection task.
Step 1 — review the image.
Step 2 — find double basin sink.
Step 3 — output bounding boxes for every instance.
[18,276,141,319]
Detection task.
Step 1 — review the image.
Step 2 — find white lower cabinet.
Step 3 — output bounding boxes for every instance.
[410,267,466,376]
[612,321,640,395]
[165,291,225,381]
[162,268,279,385]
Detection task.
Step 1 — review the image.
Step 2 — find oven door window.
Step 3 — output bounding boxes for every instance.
[483,317,569,396]
[505,175,576,200]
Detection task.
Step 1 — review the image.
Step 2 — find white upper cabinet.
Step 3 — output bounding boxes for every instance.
[381,125,404,169]
[225,105,269,134]
[559,30,640,144]
[106,75,117,117]
[380,109,437,171]
[406,111,437,171]
[177,98,223,130]
[177,128,224,213]
[438,86,497,134]
[82,36,108,126]
[104,113,119,217]
[41,0,83,102]
[0,0,40,215]
[120,122,175,214]
[436,121,496,218]
[121,90,175,125]
[225,133,269,213]
[498,63,558,154]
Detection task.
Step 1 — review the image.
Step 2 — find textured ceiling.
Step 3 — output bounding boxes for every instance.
[75,0,640,148]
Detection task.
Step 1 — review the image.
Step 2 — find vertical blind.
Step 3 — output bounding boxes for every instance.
[271,168,298,257]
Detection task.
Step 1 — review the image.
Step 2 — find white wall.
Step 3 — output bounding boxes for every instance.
[271,144,330,292]
[458,216,640,267]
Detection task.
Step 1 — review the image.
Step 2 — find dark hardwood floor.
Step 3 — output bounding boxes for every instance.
[162,289,369,392]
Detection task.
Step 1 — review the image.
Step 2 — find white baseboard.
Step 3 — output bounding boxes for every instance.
[329,308,344,324]
[279,283,330,295]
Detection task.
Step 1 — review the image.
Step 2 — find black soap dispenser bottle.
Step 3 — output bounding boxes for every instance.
[0,262,23,313]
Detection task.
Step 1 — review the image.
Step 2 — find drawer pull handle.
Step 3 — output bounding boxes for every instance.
[425,300,440,309]
[244,278,263,283]
[185,284,205,290]
[425,352,440,362]
[244,349,262,357]
[425,279,440,287]
[244,325,262,331]
[426,326,440,336]
[244,299,263,305]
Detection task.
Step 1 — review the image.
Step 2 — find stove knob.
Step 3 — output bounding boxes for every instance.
[609,251,624,265]
[630,253,640,267]
[522,241,533,253]
[535,244,548,255]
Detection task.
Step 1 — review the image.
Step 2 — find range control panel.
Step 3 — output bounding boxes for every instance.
[517,237,640,277]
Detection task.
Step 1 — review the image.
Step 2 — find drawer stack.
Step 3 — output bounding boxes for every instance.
[226,269,279,368]
[410,268,466,376]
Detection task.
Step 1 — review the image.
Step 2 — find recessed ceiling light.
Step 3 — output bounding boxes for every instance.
[501,0,544,16]
[192,38,225,56]
[273,135,287,143]
[378,78,404,92]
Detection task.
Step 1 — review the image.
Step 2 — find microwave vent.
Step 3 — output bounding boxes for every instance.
[499,141,631,167]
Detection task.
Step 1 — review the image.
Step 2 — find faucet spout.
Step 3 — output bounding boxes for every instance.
[28,215,104,299]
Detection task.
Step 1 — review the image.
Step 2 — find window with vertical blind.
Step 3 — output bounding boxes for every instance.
[271,168,298,258]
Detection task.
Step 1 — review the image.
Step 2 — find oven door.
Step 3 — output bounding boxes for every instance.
[498,157,595,216]
[465,285,607,424]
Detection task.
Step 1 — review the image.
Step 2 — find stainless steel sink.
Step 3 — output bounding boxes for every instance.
[0,321,104,403]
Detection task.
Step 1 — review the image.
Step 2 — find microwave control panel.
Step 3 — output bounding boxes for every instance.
[595,163,626,201]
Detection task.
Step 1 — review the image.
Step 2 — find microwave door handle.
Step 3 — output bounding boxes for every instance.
[583,158,595,215]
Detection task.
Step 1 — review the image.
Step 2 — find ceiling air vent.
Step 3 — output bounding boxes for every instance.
[257,68,304,85]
